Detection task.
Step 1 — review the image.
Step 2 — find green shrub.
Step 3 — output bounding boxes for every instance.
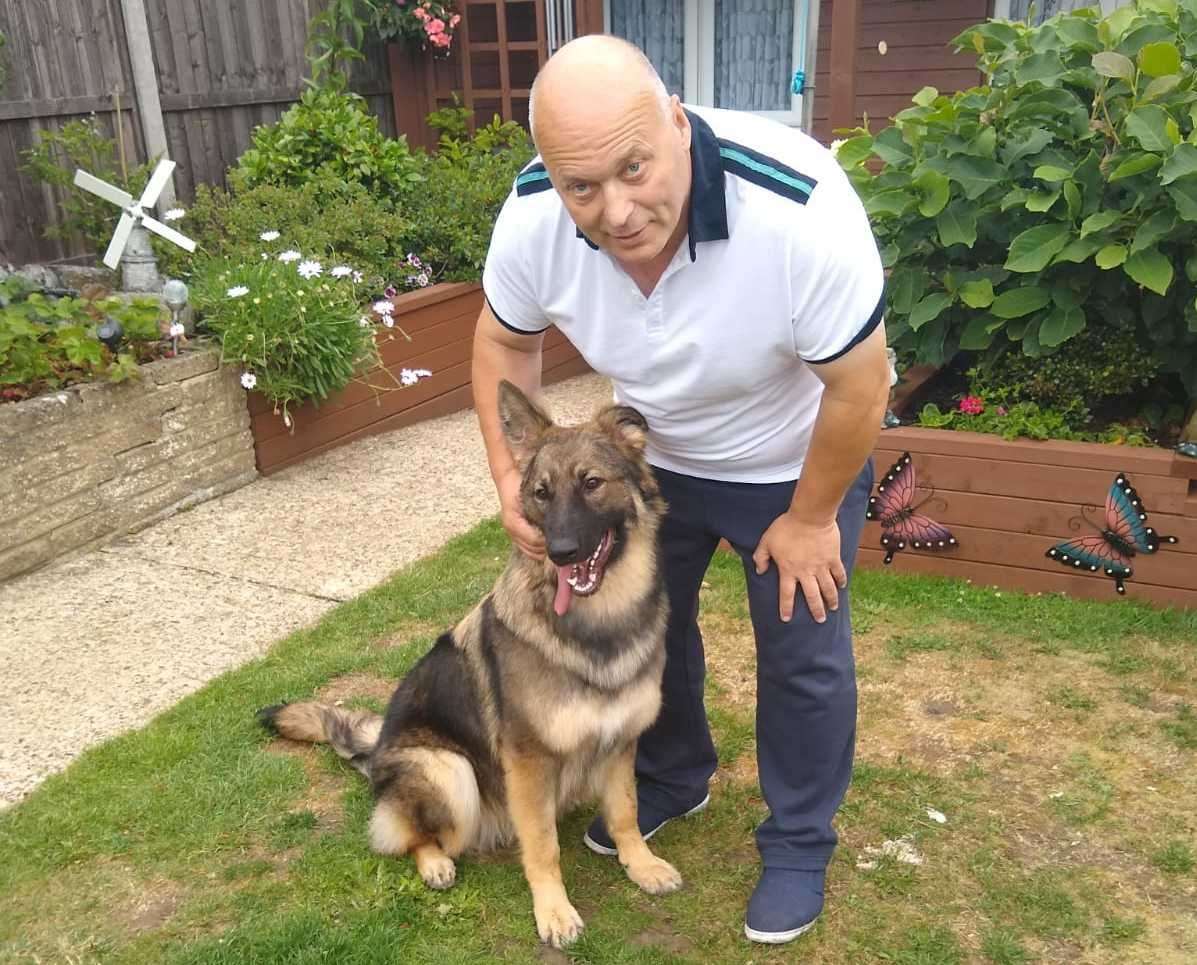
[836,0,1197,407]
[402,108,534,280]
[235,86,422,196]
[155,173,409,286]
[969,320,1159,421]
[20,117,156,254]
[0,277,164,402]
[189,256,411,424]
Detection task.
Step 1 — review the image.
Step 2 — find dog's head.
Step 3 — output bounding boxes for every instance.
[498,380,660,615]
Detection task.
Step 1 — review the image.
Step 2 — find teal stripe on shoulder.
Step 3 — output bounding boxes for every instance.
[516,165,552,196]
[719,147,814,197]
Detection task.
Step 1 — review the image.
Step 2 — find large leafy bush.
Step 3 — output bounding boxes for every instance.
[235,86,423,196]
[402,105,535,280]
[154,173,409,285]
[836,0,1197,408]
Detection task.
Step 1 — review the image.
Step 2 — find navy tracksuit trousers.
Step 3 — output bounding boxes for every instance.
[635,461,874,871]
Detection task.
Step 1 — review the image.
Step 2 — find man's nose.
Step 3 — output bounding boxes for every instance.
[601,183,635,228]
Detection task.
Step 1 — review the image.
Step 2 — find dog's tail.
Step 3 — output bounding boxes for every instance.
[257,702,383,778]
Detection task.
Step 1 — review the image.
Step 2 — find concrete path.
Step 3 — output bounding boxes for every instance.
[0,374,613,808]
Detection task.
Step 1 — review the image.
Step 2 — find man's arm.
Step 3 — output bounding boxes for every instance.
[752,323,891,623]
[472,301,548,558]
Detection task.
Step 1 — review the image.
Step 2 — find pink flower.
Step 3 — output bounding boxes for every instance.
[430,31,451,47]
[412,7,428,20]
[958,395,985,416]
[997,405,1008,416]
[449,13,461,27]
[425,17,445,34]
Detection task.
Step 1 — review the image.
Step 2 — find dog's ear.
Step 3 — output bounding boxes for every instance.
[498,380,553,466]
[595,404,649,452]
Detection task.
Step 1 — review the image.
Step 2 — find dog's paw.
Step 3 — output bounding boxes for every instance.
[533,896,584,948]
[626,855,683,895]
[416,852,457,890]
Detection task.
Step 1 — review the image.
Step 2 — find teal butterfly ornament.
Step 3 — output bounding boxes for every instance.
[1045,472,1179,595]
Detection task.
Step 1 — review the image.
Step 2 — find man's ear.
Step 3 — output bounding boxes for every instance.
[670,95,691,149]
[498,380,553,467]
[594,404,649,452]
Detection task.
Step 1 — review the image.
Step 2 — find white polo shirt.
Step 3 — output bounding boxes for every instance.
[482,105,885,483]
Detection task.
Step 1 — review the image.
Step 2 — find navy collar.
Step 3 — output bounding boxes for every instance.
[574,108,729,261]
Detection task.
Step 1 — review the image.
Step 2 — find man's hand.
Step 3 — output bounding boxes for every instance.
[752,514,846,624]
[498,468,546,560]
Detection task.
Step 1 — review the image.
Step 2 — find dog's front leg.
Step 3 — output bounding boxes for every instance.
[600,742,683,894]
[502,747,583,948]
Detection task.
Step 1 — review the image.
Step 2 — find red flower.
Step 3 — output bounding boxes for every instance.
[958,395,985,416]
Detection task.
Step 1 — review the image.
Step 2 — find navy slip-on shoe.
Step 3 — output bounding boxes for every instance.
[582,793,711,856]
[743,867,825,944]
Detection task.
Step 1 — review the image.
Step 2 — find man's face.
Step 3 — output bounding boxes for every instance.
[538,93,692,265]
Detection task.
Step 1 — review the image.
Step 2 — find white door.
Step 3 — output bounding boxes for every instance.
[607,0,809,128]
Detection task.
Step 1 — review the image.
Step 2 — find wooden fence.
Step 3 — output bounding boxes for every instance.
[0,0,394,266]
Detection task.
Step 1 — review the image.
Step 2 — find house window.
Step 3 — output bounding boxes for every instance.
[607,0,807,126]
[1004,0,1131,23]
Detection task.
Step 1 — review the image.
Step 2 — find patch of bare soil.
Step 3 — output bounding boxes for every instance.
[316,672,396,706]
[263,740,352,831]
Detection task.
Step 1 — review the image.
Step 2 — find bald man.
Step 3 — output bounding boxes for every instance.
[473,36,889,945]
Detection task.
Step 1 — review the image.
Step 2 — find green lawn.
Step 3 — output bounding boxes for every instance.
[2,520,1195,964]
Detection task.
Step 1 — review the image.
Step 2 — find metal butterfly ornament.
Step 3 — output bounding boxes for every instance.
[866,452,959,564]
[1045,472,1179,595]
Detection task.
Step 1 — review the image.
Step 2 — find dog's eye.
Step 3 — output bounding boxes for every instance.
[533,485,550,501]
[584,477,604,492]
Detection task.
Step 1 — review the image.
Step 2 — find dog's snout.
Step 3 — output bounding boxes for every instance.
[547,537,581,566]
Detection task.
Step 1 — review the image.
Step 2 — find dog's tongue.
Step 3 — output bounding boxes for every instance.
[554,566,574,616]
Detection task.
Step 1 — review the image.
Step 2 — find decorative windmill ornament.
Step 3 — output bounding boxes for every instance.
[73,158,196,292]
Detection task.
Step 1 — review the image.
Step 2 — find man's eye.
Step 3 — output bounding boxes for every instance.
[569,182,590,196]
[626,161,642,176]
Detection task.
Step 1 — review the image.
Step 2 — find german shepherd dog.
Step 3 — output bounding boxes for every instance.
[259,381,680,947]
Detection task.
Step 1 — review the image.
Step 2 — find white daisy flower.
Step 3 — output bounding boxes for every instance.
[163,207,186,221]
[297,260,323,279]
[259,229,281,242]
[352,270,364,283]
[358,315,372,328]
[400,367,432,386]
[227,285,249,298]
[330,265,353,278]
[278,250,302,263]
[168,322,185,337]
[372,299,395,316]
[240,372,257,390]
[261,252,269,260]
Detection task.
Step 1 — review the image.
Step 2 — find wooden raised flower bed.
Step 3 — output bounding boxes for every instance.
[246,282,590,475]
[860,426,1197,609]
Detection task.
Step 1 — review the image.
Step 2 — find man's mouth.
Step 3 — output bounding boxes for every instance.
[553,529,615,616]
[611,226,645,243]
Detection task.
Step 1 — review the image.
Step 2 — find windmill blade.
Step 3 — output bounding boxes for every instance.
[74,169,132,209]
[140,215,196,253]
[139,158,176,209]
[102,213,137,269]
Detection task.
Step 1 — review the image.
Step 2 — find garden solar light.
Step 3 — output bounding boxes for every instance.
[97,317,123,353]
[162,278,188,311]
[162,278,189,353]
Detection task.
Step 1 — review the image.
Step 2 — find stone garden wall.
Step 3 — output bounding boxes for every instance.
[0,346,256,582]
